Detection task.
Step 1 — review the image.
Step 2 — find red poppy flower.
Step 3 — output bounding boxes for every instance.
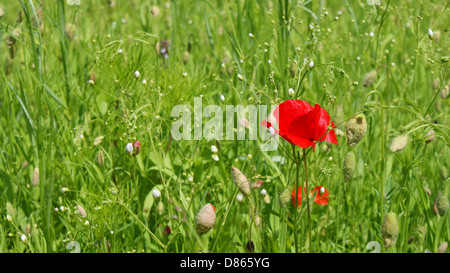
[261,100,338,150]
[291,185,330,208]
[311,185,329,206]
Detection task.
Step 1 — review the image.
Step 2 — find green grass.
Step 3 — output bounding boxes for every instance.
[0,0,449,253]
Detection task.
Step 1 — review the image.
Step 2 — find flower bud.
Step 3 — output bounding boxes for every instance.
[195,203,216,235]
[279,189,291,208]
[183,51,190,64]
[134,71,141,79]
[382,212,399,249]
[362,70,377,87]
[425,130,435,144]
[441,86,449,99]
[32,167,39,187]
[77,205,87,218]
[21,234,27,244]
[389,135,408,152]
[65,23,76,41]
[153,189,161,198]
[436,194,449,217]
[6,214,12,222]
[126,143,134,155]
[428,28,434,40]
[97,150,104,166]
[134,141,141,155]
[236,193,244,202]
[151,6,160,17]
[345,114,367,146]
[231,167,251,195]
[441,167,448,181]
[343,152,356,182]
[163,225,171,236]
[0,8,4,19]
[263,194,271,204]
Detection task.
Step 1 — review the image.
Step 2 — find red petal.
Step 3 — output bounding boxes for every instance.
[311,186,329,205]
[287,105,322,149]
[291,186,303,208]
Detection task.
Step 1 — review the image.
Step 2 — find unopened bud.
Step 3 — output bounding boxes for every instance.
[195,204,216,235]
[231,167,251,195]
[382,212,399,249]
[77,205,87,218]
[32,167,39,187]
[343,152,356,182]
[97,150,104,166]
[65,23,76,41]
[389,135,408,152]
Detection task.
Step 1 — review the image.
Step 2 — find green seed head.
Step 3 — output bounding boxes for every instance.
[345,114,367,146]
[440,167,448,181]
[362,70,377,87]
[232,167,251,195]
[343,152,356,182]
[279,189,291,208]
[389,135,408,152]
[65,23,76,41]
[183,51,190,64]
[97,150,104,166]
[437,195,449,217]
[382,212,399,249]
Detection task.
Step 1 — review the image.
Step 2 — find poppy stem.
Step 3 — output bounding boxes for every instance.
[293,145,299,253]
[303,148,313,253]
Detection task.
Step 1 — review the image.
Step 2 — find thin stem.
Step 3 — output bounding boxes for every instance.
[303,148,312,253]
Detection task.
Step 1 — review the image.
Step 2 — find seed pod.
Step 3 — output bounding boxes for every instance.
[362,70,377,87]
[289,63,298,78]
[0,8,5,18]
[441,167,448,181]
[77,205,87,218]
[345,114,367,146]
[195,203,216,235]
[433,30,441,43]
[183,51,190,64]
[278,189,291,208]
[382,212,399,249]
[32,167,39,187]
[65,23,76,41]
[438,242,448,253]
[389,135,408,152]
[436,194,449,217]
[97,150,104,166]
[231,167,251,195]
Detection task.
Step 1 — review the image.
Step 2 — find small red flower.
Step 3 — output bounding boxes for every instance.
[291,185,330,208]
[311,185,329,206]
[291,186,303,208]
[261,99,338,150]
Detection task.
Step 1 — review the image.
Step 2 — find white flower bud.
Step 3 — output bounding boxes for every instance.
[268,127,275,137]
[236,193,244,202]
[288,88,294,97]
[134,71,141,79]
[261,189,267,196]
[21,234,27,244]
[126,143,134,155]
[152,189,161,198]
[6,215,12,222]
[220,95,225,102]
[428,28,434,40]
[309,60,314,68]
[211,145,218,153]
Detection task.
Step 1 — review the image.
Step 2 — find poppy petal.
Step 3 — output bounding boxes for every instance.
[311,186,329,205]
[291,186,303,208]
[287,105,322,149]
